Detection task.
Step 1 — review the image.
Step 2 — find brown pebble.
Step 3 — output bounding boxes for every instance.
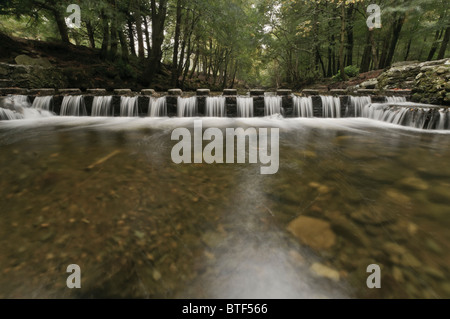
[40,223,50,228]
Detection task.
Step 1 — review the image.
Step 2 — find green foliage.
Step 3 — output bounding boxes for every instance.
[332,65,360,81]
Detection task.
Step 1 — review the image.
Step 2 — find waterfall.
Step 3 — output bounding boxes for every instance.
[438,109,449,130]
[363,104,441,129]
[237,97,254,118]
[206,96,226,117]
[92,96,113,117]
[293,96,313,118]
[149,96,167,117]
[120,96,138,117]
[321,96,341,118]
[264,96,282,116]
[0,107,22,120]
[32,96,53,111]
[177,97,198,117]
[387,96,407,103]
[61,96,87,116]
[350,96,372,117]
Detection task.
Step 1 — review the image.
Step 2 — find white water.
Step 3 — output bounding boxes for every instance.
[92,96,113,117]
[0,107,22,120]
[178,97,197,117]
[293,96,313,118]
[206,96,226,117]
[350,96,372,117]
[1,95,53,120]
[237,97,254,118]
[386,96,407,103]
[61,96,87,116]
[438,109,449,130]
[32,96,53,111]
[321,96,341,118]
[264,96,282,116]
[149,96,167,117]
[120,97,138,117]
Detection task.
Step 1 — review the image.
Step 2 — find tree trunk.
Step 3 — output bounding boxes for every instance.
[127,20,137,57]
[369,29,378,70]
[360,31,372,73]
[427,30,442,61]
[384,14,406,68]
[345,4,354,66]
[86,20,96,48]
[118,30,129,62]
[100,10,110,59]
[134,2,145,60]
[437,27,450,60]
[171,0,182,87]
[146,0,168,85]
[53,9,70,44]
[143,15,151,56]
[109,1,118,60]
[339,3,346,81]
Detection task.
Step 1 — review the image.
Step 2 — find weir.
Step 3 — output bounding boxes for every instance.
[0,90,449,130]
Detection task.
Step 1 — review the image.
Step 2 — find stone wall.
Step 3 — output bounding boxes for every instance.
[376,59,450,106]
[0,62,68,89]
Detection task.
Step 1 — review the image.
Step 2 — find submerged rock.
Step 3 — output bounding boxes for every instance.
[310,263,340,282]
[287,216,336,250]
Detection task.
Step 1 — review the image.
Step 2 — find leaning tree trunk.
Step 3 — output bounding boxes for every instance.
[53,9,70,44]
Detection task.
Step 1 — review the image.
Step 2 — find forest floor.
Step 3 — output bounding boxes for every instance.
[1,32,382,92]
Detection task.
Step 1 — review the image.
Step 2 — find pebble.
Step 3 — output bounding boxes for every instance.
[310,263,340,282]
[398,177,429,191]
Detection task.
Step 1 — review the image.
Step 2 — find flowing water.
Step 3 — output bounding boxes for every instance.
[32,96,53,111]
[205,97,226,117]
[0,117,449,299]
[264,96,282,116]
[61,96,87,117]
[237,97,254,118]
[92,97,113,117]
[293,96,314,118]
[149,97,167,117]
[178,97,198,118]
[321,96,341,118]
[120,97,138,117]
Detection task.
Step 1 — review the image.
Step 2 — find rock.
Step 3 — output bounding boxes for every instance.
[277,89,292,96]
[425,238,443,254]
[250,89,265,96]
[141,89,156,96]
[152,269,162,281]
[87,89,107,95]
[392,266,404,282]
[302,89,319,96]
[385,189,411,206]
[114,89,132,95]
[423,266,445,280]
[287,216,336,250]
[310,263,340,282]
[168,89,182,96]
[223,89,237,96]
[196,89,210,96]
[15,55,52,68]
[398,177,429,191]
[350,208,396,225]
[360,78,378,89]
[427,185,450,204]
[59,88,81,94]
